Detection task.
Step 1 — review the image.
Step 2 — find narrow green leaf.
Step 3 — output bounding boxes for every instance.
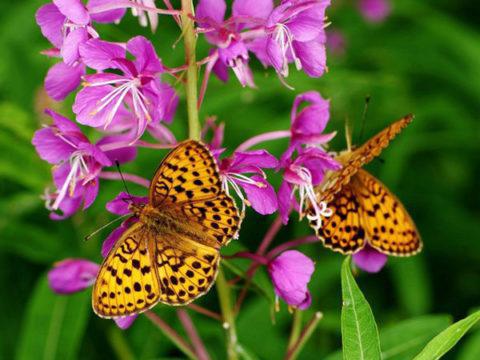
[413,310,480,360]
[341,257,381,360]
[16,275,90,360]
[381,315,451,359]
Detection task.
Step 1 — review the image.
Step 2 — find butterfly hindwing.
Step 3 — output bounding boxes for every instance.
[352,169,422,256]
[93,223,160,318]
[154,233,220,305]
[311,184,367,254]
[149,140,222,206]
[319,115,413,204]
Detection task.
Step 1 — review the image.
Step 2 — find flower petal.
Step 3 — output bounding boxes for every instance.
[240,175,278,215]
[53,0,90,25]
[61,27,89,65]
[45,62,85,101]
[277,180,293,225]
[229,150,279,173]
[97,135,138,164]
[127,36,163,74]
[48,258,99,294]
[196,0,226,24]
[115,314,137,329]
[87,0,127,23]
[36,3,65,48]
[232,0,273,20]
[79,38,126,71]
[106,192,148,216]
[292,36,327,78]
[352,245,388,273]
[32,127,75,164]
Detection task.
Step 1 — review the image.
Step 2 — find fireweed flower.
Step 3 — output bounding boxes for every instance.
[278,147,340,225]
[352,245,388,273]
[196,0,272,87]
[48,258,137,329]
[73,36,178,141]
[36,0,125,100]
[219,150,279,215]
[268,250,314,309]
[358,0,391,23]
[261,0,330,78]
[32,110,136,219]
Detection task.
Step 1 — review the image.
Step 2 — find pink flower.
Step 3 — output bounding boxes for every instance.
[196,0,272,87]
[262,0,330,78]
[358,0,391,23]
[32,110,136,219]
[219,150,279,215]
[268,250,315,309]
[352,245,388,273]
[48,258,99,294]
[48,257,137,329]
[73,36,178,141]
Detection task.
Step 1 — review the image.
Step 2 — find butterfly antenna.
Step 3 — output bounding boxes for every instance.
[84,214,129,241]
[115,160,133,202]
[358,95,371,144]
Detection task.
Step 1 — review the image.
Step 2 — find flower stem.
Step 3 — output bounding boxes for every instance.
[181,0,200,140]
[235,130,291,152]
[285,312,323,360]
[99,171,150,188]
[177,309,211,360]
[144,311,198,360]
[287,309,303,350]
[216,268,239,360]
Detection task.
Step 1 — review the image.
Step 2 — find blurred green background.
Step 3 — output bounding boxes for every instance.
[0,0,479,359]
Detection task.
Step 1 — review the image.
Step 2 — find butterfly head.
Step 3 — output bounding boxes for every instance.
[128,202,146,217]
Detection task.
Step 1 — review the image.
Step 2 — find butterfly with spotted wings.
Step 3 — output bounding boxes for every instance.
[93,140,241,318]
[308,114,422,256]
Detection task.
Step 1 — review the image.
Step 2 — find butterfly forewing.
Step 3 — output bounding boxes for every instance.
[93,223,160,318]
[352,170,422,256]
[149,140,222,206]
[319,114,413,204]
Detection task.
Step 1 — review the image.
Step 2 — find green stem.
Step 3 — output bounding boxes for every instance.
[216,268,239,360]
[285,312,323,360]
[107,327,135,360]
[287,309,303,350]
[181,0,200,140]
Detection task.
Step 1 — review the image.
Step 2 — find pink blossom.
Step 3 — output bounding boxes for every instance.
[352,245,388,273]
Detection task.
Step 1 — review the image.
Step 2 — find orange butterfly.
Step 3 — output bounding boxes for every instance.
[308,114,422,256]
[93,140,241,318]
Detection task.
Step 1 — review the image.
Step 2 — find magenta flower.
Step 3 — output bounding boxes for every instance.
[32,110,136,219]
[48,257,137,329]
[268,250,314,309]
[284,91,336,159]
[48,258,99,294]
[358,0,391,23]
[35,0,125,100]
[352,245,388,273]
[73,36,178,141]
[262,0,330,78]
[218,150,279,215]
[196,0,272,87]
[278,147,340,225]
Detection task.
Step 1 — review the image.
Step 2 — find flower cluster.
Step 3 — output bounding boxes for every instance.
[33,0,393,333]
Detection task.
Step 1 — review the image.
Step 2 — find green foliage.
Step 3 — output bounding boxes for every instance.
[413,310,480,360]
[0,0,478,358]
[341,257,381,360]
[17,275,90,360]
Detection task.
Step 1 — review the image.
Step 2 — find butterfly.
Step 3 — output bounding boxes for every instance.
[93,140,241,318]
[308,114,422,256]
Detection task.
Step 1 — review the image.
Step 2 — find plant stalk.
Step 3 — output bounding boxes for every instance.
[217,268,239,360]
[181,0,200,140]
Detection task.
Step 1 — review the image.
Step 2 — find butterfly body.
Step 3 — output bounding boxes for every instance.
[309,115,422,257]
[93,140,241,318]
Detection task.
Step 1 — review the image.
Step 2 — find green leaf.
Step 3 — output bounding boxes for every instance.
[341,257,381,360]
[16,275,90,360]
[413,310,480,360]
[380,315,451,359]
